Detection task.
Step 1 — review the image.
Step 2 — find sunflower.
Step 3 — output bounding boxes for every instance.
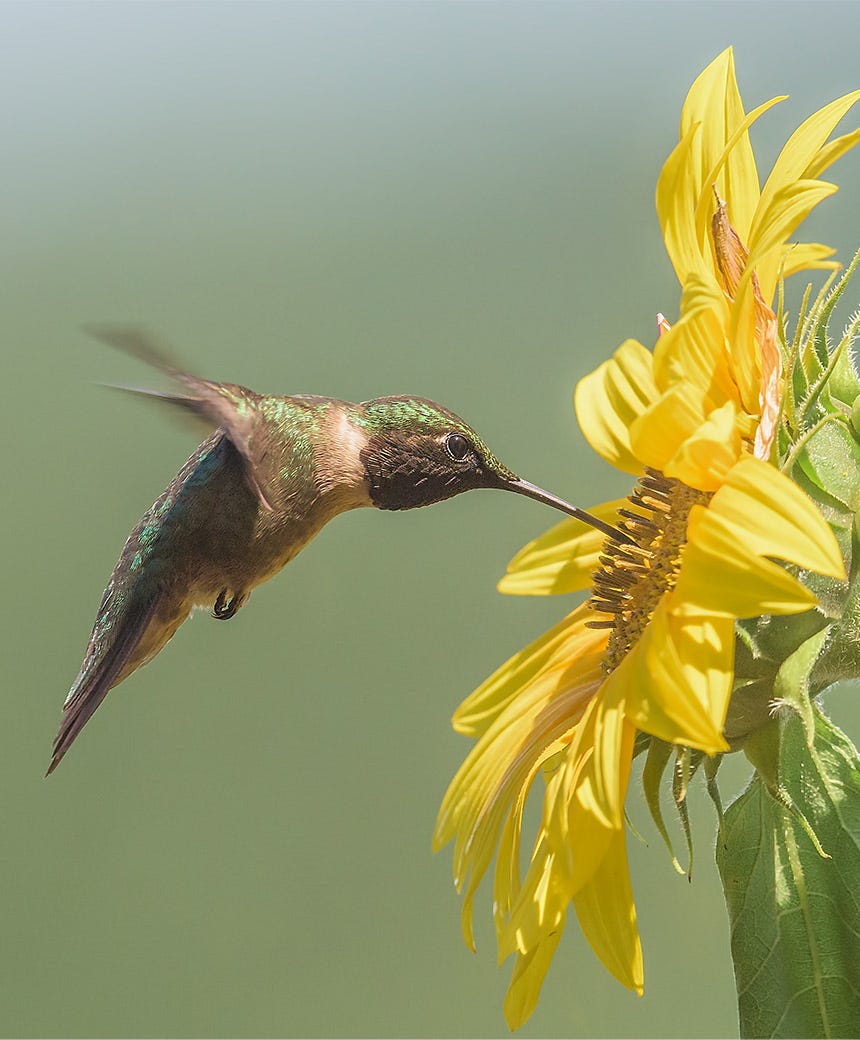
[434,48,857,1030]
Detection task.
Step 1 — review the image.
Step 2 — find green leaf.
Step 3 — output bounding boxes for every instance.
[717,711,860,1038]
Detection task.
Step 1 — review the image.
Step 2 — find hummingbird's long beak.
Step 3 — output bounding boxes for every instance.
[503,477,635,545]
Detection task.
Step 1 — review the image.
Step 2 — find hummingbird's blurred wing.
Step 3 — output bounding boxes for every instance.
[87,325,277,512]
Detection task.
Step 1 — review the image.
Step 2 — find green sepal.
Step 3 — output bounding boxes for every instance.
[641,739,685,875]
[703,754,724,824]
[772,627,830,746]
[795,250,860,418]
[729,612,830,745]
[829,326,860,409]
[672,746,703,880]
[717,710,860,1039]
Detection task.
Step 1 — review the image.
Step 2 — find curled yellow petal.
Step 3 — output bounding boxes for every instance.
[500,835,569,962]
[575,339,657,473]
[633,393,741,493]
[706,455,844,576]
[663,400,741,492]
[652,282,736,404]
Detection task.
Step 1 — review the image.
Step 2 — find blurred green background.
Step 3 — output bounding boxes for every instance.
[4,2,860,1036]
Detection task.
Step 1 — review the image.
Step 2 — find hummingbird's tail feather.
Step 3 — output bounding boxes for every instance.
[87,326,277,512]
[47,592,162,776]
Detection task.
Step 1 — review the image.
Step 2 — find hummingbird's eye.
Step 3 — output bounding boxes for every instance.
[445,433,471,462]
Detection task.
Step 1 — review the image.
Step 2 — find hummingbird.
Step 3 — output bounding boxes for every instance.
[48,328,629,775]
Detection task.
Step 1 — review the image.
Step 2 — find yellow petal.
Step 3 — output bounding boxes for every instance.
[747,180,838,303]
[570,693,633,836]
[705,455,845,578]
[754,91,860,231]
[652,282,736,404]
[678,505,818,617]
[498,499,627,596]
[725,274,764,417]
[542,698,635,892]
[501,837,568,958]
[781,241,838,278]
[804,127,860,179]
[750,90,860,299]
[693,94,785,255]
[672,457,845,618]
[659,49,779,285]
[435,644,604,950]
[503,927,565,1031]
[663,399,742,492]
[631,392,740,492]
[657,122,708,285]
[572,826,644,995]
[450,605,605,737]
[680,47,762,245]
[630,386,707,472]
[538,717,606,886]
[575,339,657,473]
[493,756,542,940]
[606,607,731,753]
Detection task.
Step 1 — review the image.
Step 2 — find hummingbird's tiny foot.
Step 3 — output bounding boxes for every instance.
[212,588,245,620]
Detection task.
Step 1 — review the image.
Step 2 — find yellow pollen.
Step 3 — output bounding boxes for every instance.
[587,470,709,672]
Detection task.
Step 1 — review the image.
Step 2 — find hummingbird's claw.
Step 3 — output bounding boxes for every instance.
[212,589,245,620]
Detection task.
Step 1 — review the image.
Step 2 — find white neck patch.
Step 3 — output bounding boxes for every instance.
[313,407,372,507]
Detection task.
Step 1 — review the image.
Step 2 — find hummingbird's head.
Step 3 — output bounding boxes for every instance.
[355,396,628,542]
[357,396,516,511]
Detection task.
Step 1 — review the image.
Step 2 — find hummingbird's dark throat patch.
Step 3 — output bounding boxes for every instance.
[361,430,487,511]
[586,470,709,673]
